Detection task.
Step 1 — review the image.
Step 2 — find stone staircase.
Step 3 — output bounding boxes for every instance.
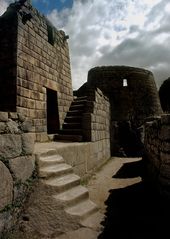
[54,96,87,142]
[37,151,102,232]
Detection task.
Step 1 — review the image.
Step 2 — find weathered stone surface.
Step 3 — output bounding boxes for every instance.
[6,119,20,134]
[144,114,170,197]
[22,133,35,155]
[0,214,5,236]
[17,113,26,122]
[0,134,22,159]
[8,112,18,120]
[9,156,34,182]
[0,161,13,210]
[20,119,33,133]
[0,112,8,122]
[0,122,6,133]
[56,228,99,239]
[23,184,80,238]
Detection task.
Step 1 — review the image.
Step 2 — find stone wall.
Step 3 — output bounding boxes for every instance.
[144,114,170,197]
[0,1,73,142]
[88,66,162,127]
[83,88,110,141]
[0,112,35,237]
[85,66,162,156]
[81,88,110,166]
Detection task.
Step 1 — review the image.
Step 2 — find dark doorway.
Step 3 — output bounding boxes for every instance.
[117,121,144,157]
[47,88,60,134]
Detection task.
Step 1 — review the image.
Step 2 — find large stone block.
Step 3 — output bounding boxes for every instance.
[20,119,33,132]
[0,135,22,159]
[0,161,13,210]
[6,119,19,134]
[0,123,6,133]
[9,156,34,182]
[21,133,35,155]
[0,112,8,122]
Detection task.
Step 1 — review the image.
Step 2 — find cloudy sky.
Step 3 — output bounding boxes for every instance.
[1,0,170,90]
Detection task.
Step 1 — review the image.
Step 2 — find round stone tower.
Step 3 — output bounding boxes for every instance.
[87,66,162,156]
[88,66,162,127]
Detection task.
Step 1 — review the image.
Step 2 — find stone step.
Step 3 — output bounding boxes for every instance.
[39,164,73,178]
[57,129,82,135]
[43,174,81,193]
[38,154,65,168]
[81,211,104,231]
[69,104,85,111]
[65,116,82,123]
[54,134,83,142]
[63,122,81,129]
[72,99,87,105]
[74,96,87,101]
[65,199,98,220]
[67,110,84,116]
[53,185,89,207]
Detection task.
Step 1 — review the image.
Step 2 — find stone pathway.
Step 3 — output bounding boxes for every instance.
[87,157,142,214]
[8,156,168,238]
[57,156,169,239]
[56,157,142,239]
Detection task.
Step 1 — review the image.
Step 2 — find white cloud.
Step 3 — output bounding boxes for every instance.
[0,0,13,16]
[48,0,170,90]
[1,0,169,90]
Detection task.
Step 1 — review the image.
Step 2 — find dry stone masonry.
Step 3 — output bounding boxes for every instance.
[76,66,162,156]
[0,0,73,142]
[82,88,110,142]
[0,111,35,237]
[87,66,162,126]
[144,114,170,197]
[0,0,170,238]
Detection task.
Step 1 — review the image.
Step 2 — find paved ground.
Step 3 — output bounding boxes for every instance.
[7,151,169,239]
[87,157,142,214]
[57,156,169,239]
[56,157,142,239]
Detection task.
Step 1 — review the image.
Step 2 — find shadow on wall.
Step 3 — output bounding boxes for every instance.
[159,77,170,112]
[114,121,145,158]
[98,159,170,239]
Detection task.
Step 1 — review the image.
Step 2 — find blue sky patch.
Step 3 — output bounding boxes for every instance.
[32,0,73,14]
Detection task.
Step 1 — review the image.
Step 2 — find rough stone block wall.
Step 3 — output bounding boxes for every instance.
[87,66,162,127]
[16,4,73,141]
[82,88,111,163]
[0,2,73,142]
[0,112,35,237]
[144,114,170,197]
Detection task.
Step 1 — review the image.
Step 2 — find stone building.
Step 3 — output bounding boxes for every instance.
[1,1,170,238]
[0,0,73,142]
[0,1,162,155]
[75,66,162,156]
